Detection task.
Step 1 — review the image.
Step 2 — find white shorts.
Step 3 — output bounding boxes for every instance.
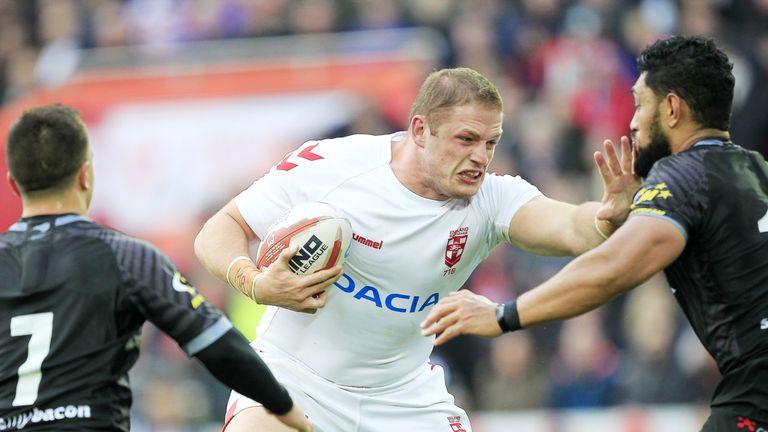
[223,339,472,432]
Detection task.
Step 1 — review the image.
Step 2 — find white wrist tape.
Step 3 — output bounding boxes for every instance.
[225,255,252,289]
[594,216,611,240]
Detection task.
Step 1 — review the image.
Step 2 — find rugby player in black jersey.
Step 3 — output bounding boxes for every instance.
[0,104,313,431]
[424,35,768,431]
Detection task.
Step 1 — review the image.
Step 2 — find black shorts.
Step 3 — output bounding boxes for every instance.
[701,410,768,432]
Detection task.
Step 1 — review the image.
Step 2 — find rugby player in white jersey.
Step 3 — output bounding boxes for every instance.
[194,67,640,431]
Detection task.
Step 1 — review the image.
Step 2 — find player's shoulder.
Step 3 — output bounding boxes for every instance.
[635,151,711,211]
[263,133,395,190]
[659,141,746,172]
[319,132,394,150]
[300,133,393,168]
[647,149,708,190]
[0,231,18,264]
[86,223,171,268]
[0,228,19,248]
[469,171,541,218]
[477,171,537,196]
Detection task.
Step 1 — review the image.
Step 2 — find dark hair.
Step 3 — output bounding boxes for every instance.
[6,104,89,193]
[637,35,734,130]
[409,67,503,134]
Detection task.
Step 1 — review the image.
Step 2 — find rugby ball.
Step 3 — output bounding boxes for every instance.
[255,202,352,275]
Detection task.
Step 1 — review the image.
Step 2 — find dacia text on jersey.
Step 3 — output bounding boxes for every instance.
[334,274,439,313]
[0,405,91,430]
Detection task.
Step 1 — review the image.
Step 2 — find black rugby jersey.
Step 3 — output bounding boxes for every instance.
[0,214,230,431]
[630,140,768,419]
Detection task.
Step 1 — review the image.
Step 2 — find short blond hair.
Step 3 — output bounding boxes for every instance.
[408,67,503,133]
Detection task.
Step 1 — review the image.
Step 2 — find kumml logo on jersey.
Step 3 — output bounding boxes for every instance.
[445,227,468,268]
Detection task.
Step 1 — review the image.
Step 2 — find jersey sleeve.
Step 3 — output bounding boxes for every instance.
[479,173,543,244]
[115,237,231,356]
[629,156,707,241]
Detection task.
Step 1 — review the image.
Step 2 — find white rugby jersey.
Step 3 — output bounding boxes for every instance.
[235,133,541,387]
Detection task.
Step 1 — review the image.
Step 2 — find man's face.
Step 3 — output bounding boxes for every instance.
[631,73,672,178]
[418,103,503,200]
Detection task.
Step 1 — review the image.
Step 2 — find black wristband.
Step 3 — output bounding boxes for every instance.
[499,300,522,333]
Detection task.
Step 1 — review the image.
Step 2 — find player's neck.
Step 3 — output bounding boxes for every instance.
[390,136,419,191]
[672,128,730,154]
[390,136,446,201]
[20,190,89,218]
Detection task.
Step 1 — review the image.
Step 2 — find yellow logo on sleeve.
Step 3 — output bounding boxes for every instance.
[631,183,672,214]
[172,271,206,309]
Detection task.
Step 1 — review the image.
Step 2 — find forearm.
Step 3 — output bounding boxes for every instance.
[517,246,633,327]
[510,198,615,257]
[195,329,294,415]
[518,216,683,328]
[567,201,618,255]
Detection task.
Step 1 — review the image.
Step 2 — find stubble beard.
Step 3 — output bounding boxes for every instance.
[634,112,672,179]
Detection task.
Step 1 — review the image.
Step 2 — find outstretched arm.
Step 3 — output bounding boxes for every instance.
[421,216,685,345]
[515,215,682,326]
[508,137,641,257]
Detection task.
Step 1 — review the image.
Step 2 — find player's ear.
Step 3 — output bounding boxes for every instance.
[410,115,427,148]
[77,160,91,192]
[6,172,21,197]
[665,92,683,128]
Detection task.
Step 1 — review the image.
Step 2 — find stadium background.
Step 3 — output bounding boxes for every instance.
[1,0,767,431]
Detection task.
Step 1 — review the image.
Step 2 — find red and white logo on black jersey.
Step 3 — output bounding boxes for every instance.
[736,416,761,431]
[445,227,468,268]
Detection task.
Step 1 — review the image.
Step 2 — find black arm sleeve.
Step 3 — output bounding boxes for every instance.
[194,328,294,415]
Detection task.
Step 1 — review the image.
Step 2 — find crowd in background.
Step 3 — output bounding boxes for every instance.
[2,0,768,430]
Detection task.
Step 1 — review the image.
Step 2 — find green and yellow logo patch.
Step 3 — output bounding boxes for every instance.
[630,183,672,215]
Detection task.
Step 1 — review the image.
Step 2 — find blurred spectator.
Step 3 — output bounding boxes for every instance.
[2,1,765,429]
[731,29,768,156]
[285,0,340,34]
[83,0,130,47]
[351,0,408,30]
[615,274,703,404]
[474,332,550,411]
[449,3,501,77]
[432,335,490,411]
[468,248,517,303]
[549,311,620,408]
